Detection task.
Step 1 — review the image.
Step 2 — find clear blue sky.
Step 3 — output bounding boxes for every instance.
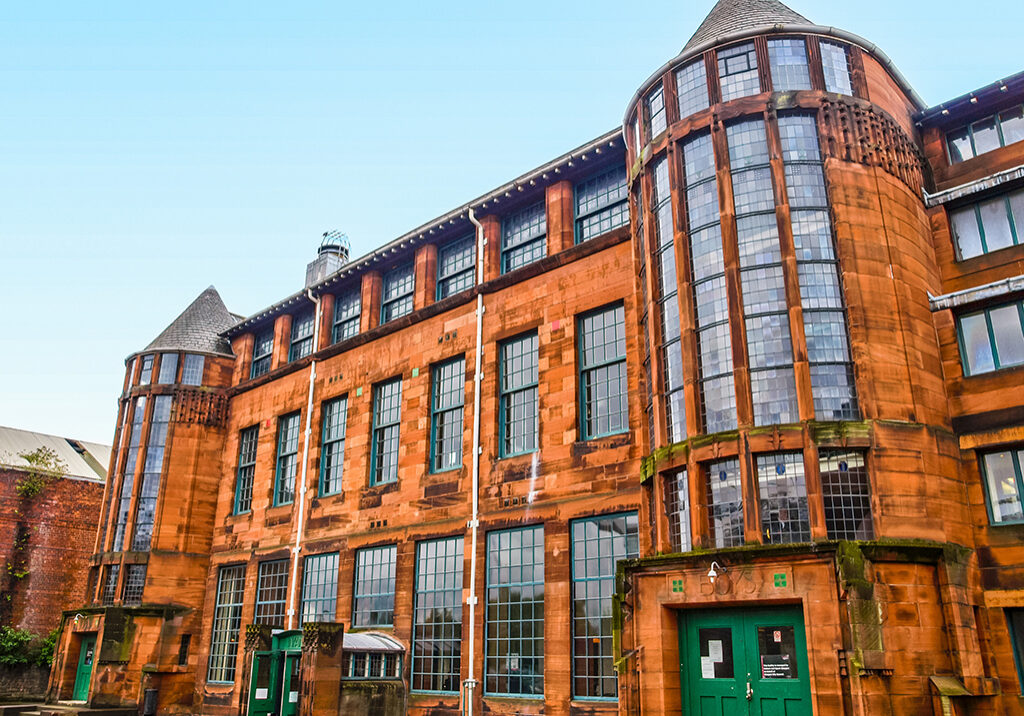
[1,0,1020,444]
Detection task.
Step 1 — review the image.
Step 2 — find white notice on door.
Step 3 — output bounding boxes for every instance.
[701,656,716,679]
[254,688,268,700]
[708,640,723,663]
[289,691,298,703]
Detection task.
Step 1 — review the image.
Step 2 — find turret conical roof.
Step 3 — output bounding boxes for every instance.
[144,286,238,356]
[683,0,810,54]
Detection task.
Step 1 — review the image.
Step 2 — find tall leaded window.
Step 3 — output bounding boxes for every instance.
[121,564,146,606]
[644,82,667,140]
[320,396,347,496]
[727,118,798,426]
[381,263,415,324]
[819,41,853,95]
[717,43,760,101]
[274,412,301,505]
[947,104,1024,163]
[101,564,120,606]
[208,564,246,683]
[665,468,691,552]
[431,358,465,472]
[820,450,873,539]
[682,132,736,434]
[139,354,154,385]
[254,560,289,628]
[707,458,743,548]
[301,552,339,624]
[251,329,274,378]
[651,156,686,442]
[981,447,1024,524]
[578,304,628,439]
[485,525,544,697]
[502,202,547,273]
[332,289,361,343]
[371,378,402,485]
[113,396,145,552]
[412,536,464,693]
[288,309,315,362]
[182,353,205,385]
[499,333,539,457]
[636,181,655,445]
[570,513,639,700]
[131,395,172,551]
[353,545,397,627]
[756,452,810,544]
[779,114,859,420]
[676,59,709,120]
[234,425,259,514]
[767,39,811,91]
[950,189,1024,259]
[157,353,178,384]
[575,166,628,243]
[957,300,1024,375]
[437,236,476,299]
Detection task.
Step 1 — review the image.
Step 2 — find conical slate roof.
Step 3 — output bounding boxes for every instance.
[144,286,238,356]
[683,0,810,54]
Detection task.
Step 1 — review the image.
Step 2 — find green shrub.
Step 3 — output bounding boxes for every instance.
[0,625,58,667]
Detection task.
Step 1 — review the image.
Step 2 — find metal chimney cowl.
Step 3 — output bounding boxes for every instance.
[305,231,350,288]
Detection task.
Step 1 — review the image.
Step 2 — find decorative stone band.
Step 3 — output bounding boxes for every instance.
[819,98,927,195]
[172,389,229,427]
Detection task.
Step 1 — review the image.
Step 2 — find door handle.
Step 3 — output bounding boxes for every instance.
[746,680,753,701]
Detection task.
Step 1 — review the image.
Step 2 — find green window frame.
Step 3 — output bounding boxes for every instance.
[208,564,246,683]
[251,328,274,378]
[484,525,544,698]
[370,377,402,485]
[980,447,1024,525]
[430,358,465,472]
[273,412,301,505]
[501,202,547,273]
[574,165,629,244]
[319,396,347,496]
[288,309,316,362]
[949,189,1024,260]
[254,560,289,628]
[352,545,397,627]
[499,332,539,457]
[381,263,414,324]
[300,552,339,624]
[956,299,1024,376]
[947,103,1024,163]
[437,236,476,299]
[570,512,639,700]
[578,303,629,439]
[332,289,361,343]
[1006,609,1024,688]
[233,425,259,514]
[411,535,464,693]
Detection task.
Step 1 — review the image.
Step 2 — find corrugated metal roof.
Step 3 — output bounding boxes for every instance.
[343,632,404,652]
[0,425,110,482]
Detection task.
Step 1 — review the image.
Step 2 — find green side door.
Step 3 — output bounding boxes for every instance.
[248,651,281,716]
[279,652,301,716]
[72,634,96,701]
[679,606,812,716]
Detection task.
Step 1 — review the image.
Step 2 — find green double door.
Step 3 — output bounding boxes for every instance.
[679,606,812,716]
[248,636,301,716]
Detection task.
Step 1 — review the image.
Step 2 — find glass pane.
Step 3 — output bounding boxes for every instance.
[950,207,983,259]
[979,197,1014,252]
[698,627,734,679]
[984,451,1023,523]
[757,626,798,679]
[972,117,1001,155]
[768,39,811,91]
[990,305,1024,368]
[959,313,995,375]
[1000,106,1024,146]
[947,128,974,163]
[1011,191,1024,244]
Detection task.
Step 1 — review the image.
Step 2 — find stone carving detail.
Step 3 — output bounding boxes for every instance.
[173,388,228,426]
[302,621,344,654]
[244,623,272,653]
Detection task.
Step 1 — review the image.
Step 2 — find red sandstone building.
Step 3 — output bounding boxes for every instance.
[47,1,1024,714]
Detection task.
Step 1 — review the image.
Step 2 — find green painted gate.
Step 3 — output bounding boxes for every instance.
[72,634,96,701]
[248,630,302,716]
[679,606,812,715]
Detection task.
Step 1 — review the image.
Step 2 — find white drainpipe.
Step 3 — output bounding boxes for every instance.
[464,208,486,715]
[286,289,322,631]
